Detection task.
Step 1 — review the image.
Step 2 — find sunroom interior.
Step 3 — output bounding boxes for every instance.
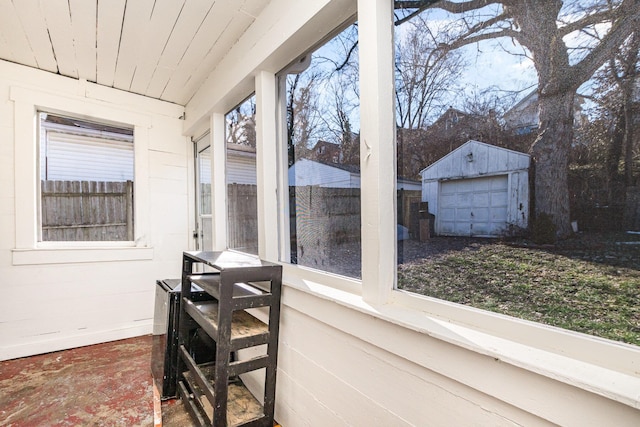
[1,0,639,425]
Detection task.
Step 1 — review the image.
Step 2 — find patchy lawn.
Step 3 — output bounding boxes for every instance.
[397,232,640,346]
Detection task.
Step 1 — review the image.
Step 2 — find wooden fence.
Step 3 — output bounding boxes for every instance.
[227,184,259,253]
[41,180,133,241]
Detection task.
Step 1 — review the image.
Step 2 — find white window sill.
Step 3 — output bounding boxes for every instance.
[12,246,154,265]
[281,271,640,412]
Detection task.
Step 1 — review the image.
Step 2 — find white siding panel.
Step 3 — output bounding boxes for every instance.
[288,158,357,188]
[421,140,530,181]
[227,153,257,185]
[42,132,134,181]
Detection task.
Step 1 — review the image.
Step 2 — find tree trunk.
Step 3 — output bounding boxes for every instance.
[509,0,573,239]
[530,91,575,239]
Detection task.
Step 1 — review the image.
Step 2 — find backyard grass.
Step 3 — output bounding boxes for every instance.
[397,232,640,346]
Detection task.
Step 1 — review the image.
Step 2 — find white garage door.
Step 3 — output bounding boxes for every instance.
[437,175,509,237]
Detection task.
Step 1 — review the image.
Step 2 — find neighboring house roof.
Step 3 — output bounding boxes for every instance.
[289,158,421,190]
[504,88,588,134]
[420,140,530,181]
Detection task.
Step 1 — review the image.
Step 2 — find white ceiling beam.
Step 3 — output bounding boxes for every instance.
[40,0,78,79]
[145,0,216,99]
[69,0,97,82]
[160,1,248,104]
[112,0,155,91]
[0,0,38,68]
[96,0,126,87]
[11,0,57,72]
[129,0,186,96]
[184,0,356,133]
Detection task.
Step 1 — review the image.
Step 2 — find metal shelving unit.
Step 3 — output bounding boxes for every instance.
[177,251,282,427]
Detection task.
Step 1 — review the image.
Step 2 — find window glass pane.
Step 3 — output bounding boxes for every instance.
[198,145,213,251]
[284,22,361,279]
[39,112,134,241]
[226,96,258,255]
[394,1,640,346]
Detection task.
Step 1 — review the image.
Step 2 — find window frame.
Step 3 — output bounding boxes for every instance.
[274,25,367,293]
[10,86,153,265]
[38,112,135,243]
[262,0,640,406]
[224,93,259,256]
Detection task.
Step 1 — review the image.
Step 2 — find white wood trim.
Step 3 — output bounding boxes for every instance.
[391,289,640,375]
[133,124,150,247]
[255,70,279,262]
[0,322,152,361]
[282,283,640,422]
[12,246,154,266]
[211,113,228,251]
[12,97,38,248]
[10,85,152,250]
[275,75,291,264]
[184,0,356,132]
[358,0,396,305]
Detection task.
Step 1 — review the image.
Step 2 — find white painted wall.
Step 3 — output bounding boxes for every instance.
[0,59,191,360]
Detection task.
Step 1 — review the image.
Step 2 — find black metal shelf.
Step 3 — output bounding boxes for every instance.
[178,251,282,427]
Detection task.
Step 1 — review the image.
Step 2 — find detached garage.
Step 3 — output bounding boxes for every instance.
[420,140,531,237]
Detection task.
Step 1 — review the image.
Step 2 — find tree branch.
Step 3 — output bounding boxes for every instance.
[570,0,640,90]
[433,0,510,14]
[557,8,618,38]
[444,27,520,51]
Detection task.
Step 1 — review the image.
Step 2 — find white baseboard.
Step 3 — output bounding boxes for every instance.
[0,322,153,361]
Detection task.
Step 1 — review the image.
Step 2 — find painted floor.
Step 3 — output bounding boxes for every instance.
[0,336,281,427]
[0,335,192,427]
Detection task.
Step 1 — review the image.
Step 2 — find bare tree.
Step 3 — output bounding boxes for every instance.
[397,0,640,238]
[395,14,466,129]
[226,97,256,147]
[286,72,323,166]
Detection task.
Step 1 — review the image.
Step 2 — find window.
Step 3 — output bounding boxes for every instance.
[394,1,639,346]
[226,95,258,255]
[39,113,134,242]
[280,22,361,279]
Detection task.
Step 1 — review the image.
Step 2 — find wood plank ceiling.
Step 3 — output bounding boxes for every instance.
[0,0,270,105]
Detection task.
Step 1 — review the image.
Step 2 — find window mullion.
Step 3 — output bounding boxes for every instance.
[358,0,396,304]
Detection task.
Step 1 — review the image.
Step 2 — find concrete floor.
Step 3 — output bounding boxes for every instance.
[0,335,192,427]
